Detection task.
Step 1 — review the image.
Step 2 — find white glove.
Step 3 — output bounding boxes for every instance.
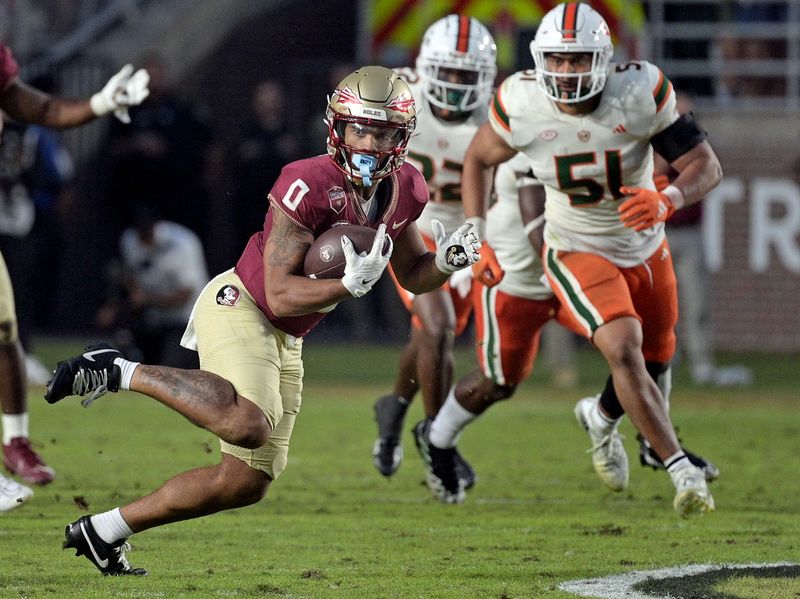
[432,219,481,274]
[341,223,393,297]
[90,64,151,124]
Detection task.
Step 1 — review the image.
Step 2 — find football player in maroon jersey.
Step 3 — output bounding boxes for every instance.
[43,66,481,575]
[0,44,148,511]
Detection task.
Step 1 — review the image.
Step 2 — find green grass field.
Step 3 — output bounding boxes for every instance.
[1,340,798,598]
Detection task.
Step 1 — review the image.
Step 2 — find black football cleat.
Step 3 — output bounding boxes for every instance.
[372,394,409,477]
[45,343,122,407]
[412,419,464,504]
[454,450,477,491]
[637,433,720,482]
[63,516,147,576]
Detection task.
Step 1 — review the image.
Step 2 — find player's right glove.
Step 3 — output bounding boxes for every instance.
[341,223,393,298]
[618,186,683,232]
[432,219,481,274]
[471,243,505,288]
[90,64,151,124]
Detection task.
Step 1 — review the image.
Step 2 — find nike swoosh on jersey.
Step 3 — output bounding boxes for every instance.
[392,218,408,230]
[83,349,118,362]
[80,521,109,568]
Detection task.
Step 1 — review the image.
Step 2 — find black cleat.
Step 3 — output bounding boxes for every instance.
[372,394,409,477]
[412,419,464,504]
[45,343,122,407]
[454,450,477,490]
[637,433,720,482]
[63,516,147,576]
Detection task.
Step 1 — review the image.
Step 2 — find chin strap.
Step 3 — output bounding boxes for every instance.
[352,153,378,187]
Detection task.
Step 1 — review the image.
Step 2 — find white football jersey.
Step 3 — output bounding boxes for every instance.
[488,153,552,300]
[397,67,488,238]
[489,61,679,267]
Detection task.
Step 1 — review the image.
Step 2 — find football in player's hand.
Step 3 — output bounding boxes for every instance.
[304,224,379,279]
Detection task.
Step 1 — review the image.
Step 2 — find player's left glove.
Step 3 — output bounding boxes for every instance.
[432,219,481,274]
[471,244,505,288]
[90,64,151,124]
[618,185,683,232]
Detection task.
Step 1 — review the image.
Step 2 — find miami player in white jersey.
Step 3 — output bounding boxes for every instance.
[372,15,503,502]
[419,153,580,503]
[461,2,719,518]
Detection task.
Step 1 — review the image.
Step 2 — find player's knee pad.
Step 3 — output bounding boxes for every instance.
[0,320,18,344]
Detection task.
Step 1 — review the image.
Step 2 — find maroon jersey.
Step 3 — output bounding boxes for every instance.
[235,155,428,337]
[0,44,20,91]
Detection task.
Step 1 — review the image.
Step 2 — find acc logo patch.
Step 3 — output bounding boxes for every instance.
[327,187,346,213]
[577,129,591,142]
[216,285,241,307]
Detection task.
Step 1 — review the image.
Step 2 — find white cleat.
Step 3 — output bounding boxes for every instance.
[671,463,715,519]
[0,473,33,512]
[574,396,629,491]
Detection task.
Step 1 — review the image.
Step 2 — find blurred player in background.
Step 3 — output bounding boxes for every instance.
[420,153,573,503]
[0,43,149,512]
[372,15,501,498]
[44,66,481,575]
[461,2,719,518]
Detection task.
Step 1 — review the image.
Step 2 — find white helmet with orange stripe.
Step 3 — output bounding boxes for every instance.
[530,2,613,104]
[416,14,497,114]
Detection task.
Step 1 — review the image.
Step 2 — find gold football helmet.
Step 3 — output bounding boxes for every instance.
[326,65,416,186]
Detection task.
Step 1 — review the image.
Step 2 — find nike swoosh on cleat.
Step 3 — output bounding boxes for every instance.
[80,521,109,568]
[82,349,118,362]
[392,218,408,230]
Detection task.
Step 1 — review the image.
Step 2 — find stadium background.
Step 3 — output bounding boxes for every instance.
[4,0,800,352]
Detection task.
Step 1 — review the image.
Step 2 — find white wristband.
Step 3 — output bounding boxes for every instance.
[662,184,685,210]
[465,216,485,241]
[523,215,546,236]
[90,92,110,116]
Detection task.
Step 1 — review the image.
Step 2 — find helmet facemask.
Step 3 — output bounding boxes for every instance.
[532,49,611,103]
[327,116,412,187]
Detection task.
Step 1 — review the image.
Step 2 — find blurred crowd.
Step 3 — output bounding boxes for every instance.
[1,0,782,382]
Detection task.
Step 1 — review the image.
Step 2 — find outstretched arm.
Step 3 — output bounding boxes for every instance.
[0,79,95,126]
[0,64,149,128]
[391,220,481,294]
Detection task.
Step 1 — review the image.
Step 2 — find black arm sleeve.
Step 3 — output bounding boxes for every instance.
[650,112,707,163]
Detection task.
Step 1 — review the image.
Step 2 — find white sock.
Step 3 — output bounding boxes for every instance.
[91,507,133,544]
[665,451,690,473]
[2,413,28,444]
[429,388,477,449]
[113,358,140,391]
[590,397,618,434]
